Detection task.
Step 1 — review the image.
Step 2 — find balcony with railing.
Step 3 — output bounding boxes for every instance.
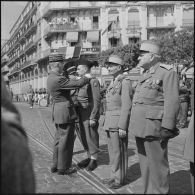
[7,55,19,67]
[1,65,9,74]
[42,2,99,18]
[23,22,37,38]
[147,17,176,29]
[43,23,81,37]
[9,66,20,75]
[24,40,37,53]
[182,19,194,27]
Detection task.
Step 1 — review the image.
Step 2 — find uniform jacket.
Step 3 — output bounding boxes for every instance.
[183,77,194,162]
[47,71,89,124]
[103,75,133,131]
[77,78,101,121]
[128,62,180,138]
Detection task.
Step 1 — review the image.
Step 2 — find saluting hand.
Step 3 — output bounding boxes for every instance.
[119,129,126,138]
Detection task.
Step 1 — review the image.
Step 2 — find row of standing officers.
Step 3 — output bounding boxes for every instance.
[46,40,194,193]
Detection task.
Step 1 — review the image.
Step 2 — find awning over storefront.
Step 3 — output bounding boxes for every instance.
[87,31,99,42]
[66,31,78,42]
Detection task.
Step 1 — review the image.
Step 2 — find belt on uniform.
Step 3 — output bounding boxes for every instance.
[132,101,164,106]
[106,106,121,111]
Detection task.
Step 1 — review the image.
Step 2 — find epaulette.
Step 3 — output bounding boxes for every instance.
[159,63,173,70]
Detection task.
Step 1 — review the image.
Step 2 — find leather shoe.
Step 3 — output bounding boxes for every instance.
[57,168,77,175]
[108,182,122,189]
[77,158,90,168]
[102,178,115,185]
[51,167,57,173]
[85,159,97,171]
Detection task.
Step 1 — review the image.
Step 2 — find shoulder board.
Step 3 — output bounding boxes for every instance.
[159,63,173,70]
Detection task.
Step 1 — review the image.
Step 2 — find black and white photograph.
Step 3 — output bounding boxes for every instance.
[1,1,194,194]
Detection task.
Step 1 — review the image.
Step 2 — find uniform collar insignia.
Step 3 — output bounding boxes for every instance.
[149,62,160,74]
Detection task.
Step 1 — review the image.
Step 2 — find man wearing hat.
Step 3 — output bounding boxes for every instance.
[75,58,101,171]
[102,55,133,189]
[47,54,90,175]
[128,40,180,193]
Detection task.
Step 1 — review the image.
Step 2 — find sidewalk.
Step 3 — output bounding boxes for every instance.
[16,102,192,194]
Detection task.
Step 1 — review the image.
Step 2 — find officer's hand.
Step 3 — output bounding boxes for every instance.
[160,127,179,141]
[84,74,92,79]
[119,129,126,138]
[89,119,96,127]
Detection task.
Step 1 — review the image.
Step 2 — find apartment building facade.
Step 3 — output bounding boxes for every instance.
[2,1,194,95]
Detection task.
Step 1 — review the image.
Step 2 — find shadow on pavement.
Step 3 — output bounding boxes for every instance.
[97,144,137,166]
[125,162,141,184]
[170,170,192,194]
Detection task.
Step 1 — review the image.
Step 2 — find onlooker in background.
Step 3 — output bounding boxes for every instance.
[177,79,190,128]
[27,85,34,109]
[1,78,35,193]
[100,85,107,115]
[34,89,39,104]
[183,77,194,194]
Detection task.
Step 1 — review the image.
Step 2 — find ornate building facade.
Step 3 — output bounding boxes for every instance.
[1,1,194,95]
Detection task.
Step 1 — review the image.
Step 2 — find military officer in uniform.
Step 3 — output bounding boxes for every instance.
[47,54,90,175]
[102,55,133,189]
[76,59,101,171]
[128,40,180,194]
[183,77,194,194]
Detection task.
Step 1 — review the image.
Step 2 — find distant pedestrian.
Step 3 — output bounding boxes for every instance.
[102,55,133,189]
[1,78,35,193]
[47,54,90,175]
[177,79,190,128]
[128,40,180,193]
[183,77,194,194]
[27,85,34,108]
[76,59,101,172]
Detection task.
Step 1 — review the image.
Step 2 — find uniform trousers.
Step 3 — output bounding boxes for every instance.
[52,123,75,170]
[135,137,170,194]
[106,131,128,184]
[178,101,189,126]
[77,106,99,155]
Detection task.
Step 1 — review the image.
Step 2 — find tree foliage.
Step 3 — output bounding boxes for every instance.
[98,42,140,71]
[158,28,194,66]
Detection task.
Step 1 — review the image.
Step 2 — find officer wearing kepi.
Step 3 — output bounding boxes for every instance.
[102,55,133,189]
[76,59,101,171]
[128,40,180,194]
[47,54,90,175]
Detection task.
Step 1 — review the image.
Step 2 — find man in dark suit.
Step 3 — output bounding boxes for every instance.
[47,54,90,175]
[75,59,101,171]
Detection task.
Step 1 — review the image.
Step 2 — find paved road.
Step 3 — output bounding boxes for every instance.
[15,102,193,194]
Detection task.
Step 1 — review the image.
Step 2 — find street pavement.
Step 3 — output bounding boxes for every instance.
[14,102,193,194]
